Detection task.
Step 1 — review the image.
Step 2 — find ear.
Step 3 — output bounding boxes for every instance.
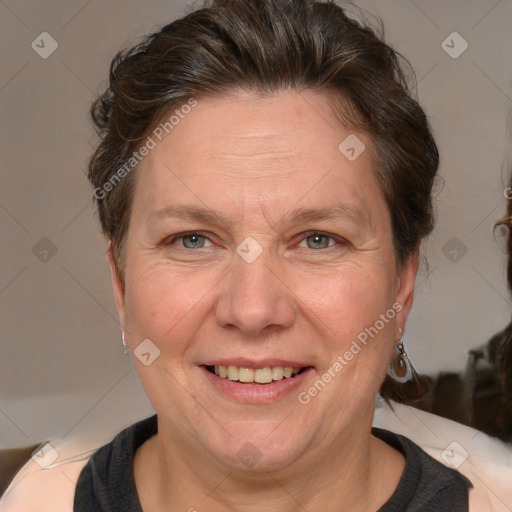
[107,241,127,331]
[395,248,419,340]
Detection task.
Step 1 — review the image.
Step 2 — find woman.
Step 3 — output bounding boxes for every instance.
[2,0,473,510]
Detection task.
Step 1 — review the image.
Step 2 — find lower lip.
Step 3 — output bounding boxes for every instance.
[200,366,315,403]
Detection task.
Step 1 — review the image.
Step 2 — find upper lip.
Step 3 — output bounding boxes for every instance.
[201,358,313,369]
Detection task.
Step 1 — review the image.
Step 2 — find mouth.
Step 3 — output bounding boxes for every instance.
[200,361,315,403]
[203,364,311,384]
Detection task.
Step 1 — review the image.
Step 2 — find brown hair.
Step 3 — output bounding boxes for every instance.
[492,181,512,432]
[88,0,438,274]
[495,199,512,293]
[88,0,439,398]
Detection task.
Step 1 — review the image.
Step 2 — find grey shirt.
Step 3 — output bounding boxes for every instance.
[74,415,472,511]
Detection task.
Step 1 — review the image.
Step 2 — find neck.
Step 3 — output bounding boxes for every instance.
[134,408,404,512]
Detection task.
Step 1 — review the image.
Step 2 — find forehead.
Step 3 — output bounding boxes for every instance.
[133,89,385,223]
[145,90,364,168]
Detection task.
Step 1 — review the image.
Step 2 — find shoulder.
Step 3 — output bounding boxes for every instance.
[0,416,157,512]
[374,401,512,512]
[374,426,471,511]
[74,415,157,511]
[0,457,89,512]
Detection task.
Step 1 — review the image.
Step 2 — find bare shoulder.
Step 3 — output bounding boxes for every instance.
[0,457,89,512]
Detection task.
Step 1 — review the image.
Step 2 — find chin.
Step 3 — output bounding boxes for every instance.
[200,418,314,473]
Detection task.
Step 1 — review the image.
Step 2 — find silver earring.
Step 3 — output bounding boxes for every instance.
[387,336,413,383]
[121,332,130,355]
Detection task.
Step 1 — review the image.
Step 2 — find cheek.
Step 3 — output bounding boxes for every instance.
[293,263,396,339]
[122,249,398,365]
[123,263,220,348]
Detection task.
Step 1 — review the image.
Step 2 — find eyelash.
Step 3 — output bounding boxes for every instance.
[297,231,347,249]
[164,231,213,248]
[164,231,347,250]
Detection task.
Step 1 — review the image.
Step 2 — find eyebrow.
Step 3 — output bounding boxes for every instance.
[148,205,225,225]
[147,203,371,230]
[280,205,371,229]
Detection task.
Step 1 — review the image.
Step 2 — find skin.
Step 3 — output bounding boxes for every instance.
[108,89,419,511]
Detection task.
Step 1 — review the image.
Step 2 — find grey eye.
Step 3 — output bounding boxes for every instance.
[305,234,331,249]
[182,234,207,249]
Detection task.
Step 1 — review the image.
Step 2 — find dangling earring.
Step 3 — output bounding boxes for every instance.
[121,331,130,355]
[388,329,413,383]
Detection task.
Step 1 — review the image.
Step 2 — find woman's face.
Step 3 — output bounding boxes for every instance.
[110,90,417,471]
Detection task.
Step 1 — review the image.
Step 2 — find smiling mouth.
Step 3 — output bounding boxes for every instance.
[204,365,309,384]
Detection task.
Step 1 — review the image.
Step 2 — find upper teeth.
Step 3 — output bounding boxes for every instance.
[214,365,301,383]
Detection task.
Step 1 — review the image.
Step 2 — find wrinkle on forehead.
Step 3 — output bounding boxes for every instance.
[132,89,386,245]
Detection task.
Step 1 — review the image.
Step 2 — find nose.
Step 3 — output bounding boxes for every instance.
[214,252,296,337]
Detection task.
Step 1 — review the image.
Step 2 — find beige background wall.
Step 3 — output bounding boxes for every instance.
[1,0,512,448]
